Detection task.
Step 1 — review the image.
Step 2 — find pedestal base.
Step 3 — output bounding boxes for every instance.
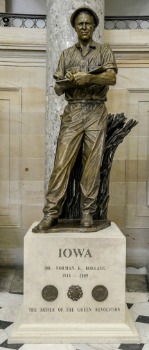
[9,306,139,344]
[9,222,140,344]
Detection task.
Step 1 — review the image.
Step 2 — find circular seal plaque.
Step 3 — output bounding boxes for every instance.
[92,285,108,302]
[67,285,83,301]
[42,285,58,302]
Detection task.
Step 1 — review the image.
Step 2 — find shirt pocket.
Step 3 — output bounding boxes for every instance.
[88,52,101,69]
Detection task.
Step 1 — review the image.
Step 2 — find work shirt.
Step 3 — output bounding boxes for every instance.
[53,40,118,102]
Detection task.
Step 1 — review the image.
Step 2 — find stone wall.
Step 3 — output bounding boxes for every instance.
[0,28,46,265]
[0,0,5,12]
[105,30,149,267]
[105,0,149,16]
[6,0,45,14]
[5,0,149,16]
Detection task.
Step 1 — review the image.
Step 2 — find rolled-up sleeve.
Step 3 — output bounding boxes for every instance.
[53,51,65,80]
[101,45,118,74]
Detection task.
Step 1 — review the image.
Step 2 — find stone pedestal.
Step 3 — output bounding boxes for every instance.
[9,222,139,344]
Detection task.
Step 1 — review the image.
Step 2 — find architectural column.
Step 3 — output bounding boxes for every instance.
[45,0,104,189]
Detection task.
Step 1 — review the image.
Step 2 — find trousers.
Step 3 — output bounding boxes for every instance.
[43,102,108,217]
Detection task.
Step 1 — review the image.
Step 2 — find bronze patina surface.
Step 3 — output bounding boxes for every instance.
[67,285,83,301]
[92,285,108,302]
[34,219,111,234]
[33,7,117,233]
[42,285,58,302]
[59,114,138,222]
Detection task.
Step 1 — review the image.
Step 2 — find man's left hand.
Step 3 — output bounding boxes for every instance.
[73,72,90,86]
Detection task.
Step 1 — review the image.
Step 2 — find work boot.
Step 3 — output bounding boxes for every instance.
[32,215,58,233]
[80,213,93,227]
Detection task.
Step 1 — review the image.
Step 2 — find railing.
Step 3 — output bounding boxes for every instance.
[105,16,149,30]
[0,13,46,28]
[0,14,149,30]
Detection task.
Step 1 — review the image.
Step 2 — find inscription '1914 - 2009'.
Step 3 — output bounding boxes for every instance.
[58,248,92,258]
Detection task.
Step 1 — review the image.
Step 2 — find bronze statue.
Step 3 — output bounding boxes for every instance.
[33,6,118,233]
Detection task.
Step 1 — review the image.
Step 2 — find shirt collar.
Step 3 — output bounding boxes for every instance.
[75,40,96,49]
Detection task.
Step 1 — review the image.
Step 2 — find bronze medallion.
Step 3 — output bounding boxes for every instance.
[92,285,108,302]
[42,285,58,302]
[67,285,83,301]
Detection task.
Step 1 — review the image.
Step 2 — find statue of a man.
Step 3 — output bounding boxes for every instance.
[33,6,117,233]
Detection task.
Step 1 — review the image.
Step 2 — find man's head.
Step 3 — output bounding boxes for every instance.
[70,7,99,43]
[70,6,99,28]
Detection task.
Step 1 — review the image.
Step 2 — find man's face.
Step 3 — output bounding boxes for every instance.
[74,12,95,42]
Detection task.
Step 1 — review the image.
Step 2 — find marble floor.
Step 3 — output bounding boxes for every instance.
[0,267,149,350]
